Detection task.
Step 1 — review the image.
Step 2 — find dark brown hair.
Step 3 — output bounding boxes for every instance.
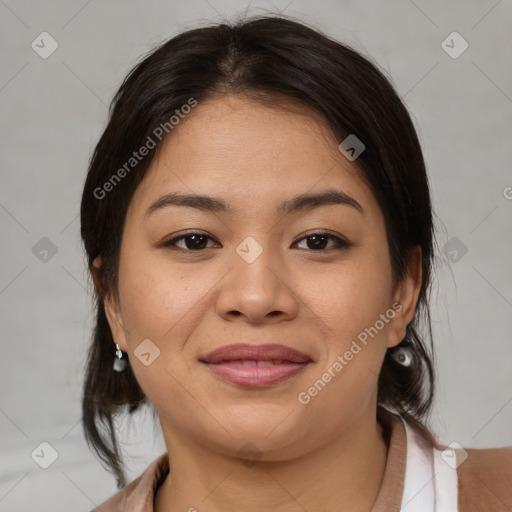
[80,13,441,488]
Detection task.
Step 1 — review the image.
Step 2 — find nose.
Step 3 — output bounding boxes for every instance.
[215,241,299,324]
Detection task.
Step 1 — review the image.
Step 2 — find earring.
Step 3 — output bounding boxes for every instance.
[391,340,413,367]
[113,343,127,372]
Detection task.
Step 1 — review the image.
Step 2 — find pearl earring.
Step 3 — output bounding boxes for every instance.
[391,336,413,367]
[392,346,412,366]
[113,343,127,372]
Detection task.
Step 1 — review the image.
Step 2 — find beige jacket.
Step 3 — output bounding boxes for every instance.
[91,411,512,511]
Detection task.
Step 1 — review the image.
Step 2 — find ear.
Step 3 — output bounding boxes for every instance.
[387,245,423,348]
[92,255,128,352]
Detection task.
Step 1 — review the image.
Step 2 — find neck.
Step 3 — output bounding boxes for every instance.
[154,408,389,512]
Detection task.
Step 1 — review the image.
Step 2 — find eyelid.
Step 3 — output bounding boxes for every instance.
[295,229,350,243]
[160,230,353,251]
[293,231,353,250]
[160,230,219,248]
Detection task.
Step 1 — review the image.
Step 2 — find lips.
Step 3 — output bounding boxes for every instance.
[200,343,312,388]
[200,343,312,364]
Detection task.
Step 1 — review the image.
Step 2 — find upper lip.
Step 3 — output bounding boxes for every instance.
[200,343,312,364]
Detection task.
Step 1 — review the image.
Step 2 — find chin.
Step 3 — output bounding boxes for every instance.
[204,412,312,458]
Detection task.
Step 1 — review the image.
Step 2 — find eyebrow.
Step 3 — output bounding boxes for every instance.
[144,188,364,219]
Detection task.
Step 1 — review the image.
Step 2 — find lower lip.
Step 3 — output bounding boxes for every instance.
[203,361,310,388]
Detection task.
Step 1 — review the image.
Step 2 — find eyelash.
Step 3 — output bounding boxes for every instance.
[160,231,353,253]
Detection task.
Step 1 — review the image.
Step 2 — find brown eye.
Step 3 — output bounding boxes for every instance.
[294,233,352,251]
[162,233,219,251]
[161,231,353,253]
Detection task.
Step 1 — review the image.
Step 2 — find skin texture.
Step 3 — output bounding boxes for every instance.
[97,94,422,512]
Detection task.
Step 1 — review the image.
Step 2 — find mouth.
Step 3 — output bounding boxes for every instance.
[199,343,312,388]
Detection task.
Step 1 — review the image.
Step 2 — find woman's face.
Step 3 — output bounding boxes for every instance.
[103,94,420,460]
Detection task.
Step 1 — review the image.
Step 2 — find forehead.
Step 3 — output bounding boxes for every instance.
[128,95,380,221]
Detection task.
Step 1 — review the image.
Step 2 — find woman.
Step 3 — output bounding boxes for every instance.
[80,14,512,512]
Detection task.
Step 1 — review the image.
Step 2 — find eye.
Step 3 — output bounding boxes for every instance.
[160,231,353,252]
[293,232,353,251]
[161,232,219,251]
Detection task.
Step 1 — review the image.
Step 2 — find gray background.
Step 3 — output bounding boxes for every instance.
[1,0,511,510]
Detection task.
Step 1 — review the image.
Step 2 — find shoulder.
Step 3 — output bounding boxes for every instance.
[457,445,512,512]
[89,452,170,512]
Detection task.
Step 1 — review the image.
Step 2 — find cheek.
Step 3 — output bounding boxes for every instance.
[300,255,393,408]
[116,259,204,410]
[118,255,206,343]
[311,259,392,344]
